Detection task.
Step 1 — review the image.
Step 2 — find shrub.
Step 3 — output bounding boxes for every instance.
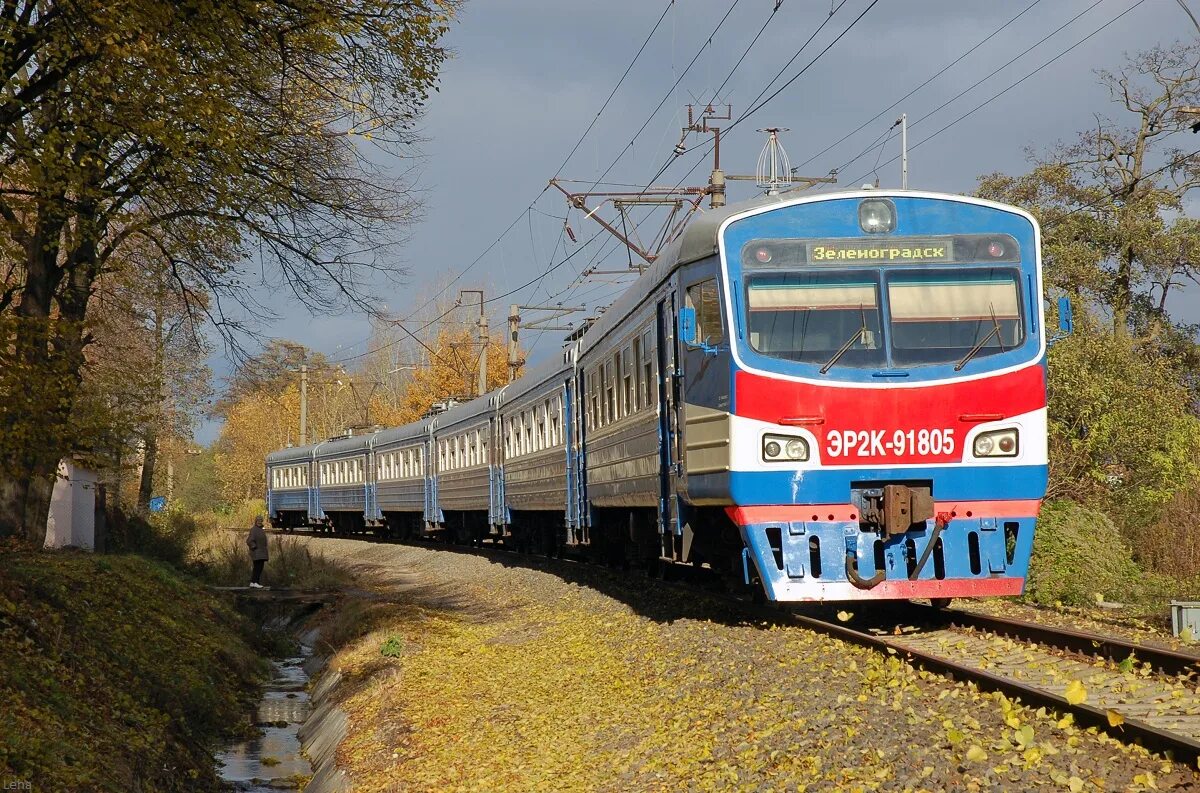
[1024,500,1143,607]
[104,507,199,567]
[1134,484,1200,579]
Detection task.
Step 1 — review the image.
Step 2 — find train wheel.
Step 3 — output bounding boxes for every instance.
[930,597,952,609]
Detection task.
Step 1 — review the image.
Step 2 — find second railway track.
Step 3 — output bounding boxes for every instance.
[798,605,1200,766]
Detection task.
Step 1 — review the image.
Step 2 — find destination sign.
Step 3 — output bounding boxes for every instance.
[807,237,955,264]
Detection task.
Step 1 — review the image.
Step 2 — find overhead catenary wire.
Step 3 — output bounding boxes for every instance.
[540,0,869,325]
[791,0,1044,174]
[833,0,1111,178]
[389,1,677,332]
[659,0,878,182]
[840,0,1148,187]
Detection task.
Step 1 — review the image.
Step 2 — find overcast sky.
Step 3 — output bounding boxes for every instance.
[196,0,1200,444]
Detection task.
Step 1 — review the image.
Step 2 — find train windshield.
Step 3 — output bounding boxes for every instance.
[745,272,885,367]
[888,269,1024,366]
[743,267,1024,370]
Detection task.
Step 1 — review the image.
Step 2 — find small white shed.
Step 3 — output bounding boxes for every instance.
[44,459,99,550]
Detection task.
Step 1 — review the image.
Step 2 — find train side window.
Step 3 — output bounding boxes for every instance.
[642,330,655,407]
[621,347,632,416]
[551,399,561,445]
[604,361,614,425]
[588,371,598,430]
[632,337,642,411]
[685,278,725,345]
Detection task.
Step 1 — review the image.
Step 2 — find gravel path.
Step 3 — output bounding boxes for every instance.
[300,536,1200,792]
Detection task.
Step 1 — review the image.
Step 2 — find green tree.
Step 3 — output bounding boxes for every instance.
[977,42,1200,544]
[0,0,456,544]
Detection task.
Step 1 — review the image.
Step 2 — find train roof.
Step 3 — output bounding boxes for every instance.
[267,444,317,464]
[372,416,432,447]
[315,434,372,457]
[576,191,792,352]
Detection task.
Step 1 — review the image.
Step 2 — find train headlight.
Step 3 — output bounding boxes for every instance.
[763,434,809,462]
[972,428,1019,458]
[859,198,896,234]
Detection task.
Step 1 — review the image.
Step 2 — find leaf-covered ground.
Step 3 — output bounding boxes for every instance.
[0,548,266,791]
[307,537,1200,791]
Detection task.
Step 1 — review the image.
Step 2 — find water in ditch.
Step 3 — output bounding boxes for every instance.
[218,643,314,791]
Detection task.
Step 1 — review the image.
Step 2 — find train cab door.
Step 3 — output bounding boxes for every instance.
[655,293,683,545]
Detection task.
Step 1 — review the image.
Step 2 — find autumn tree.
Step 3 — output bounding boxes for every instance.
[977,43,1200,341]
[0,0,456,544]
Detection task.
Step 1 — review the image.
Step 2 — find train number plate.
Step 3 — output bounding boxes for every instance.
[826,428,956,459]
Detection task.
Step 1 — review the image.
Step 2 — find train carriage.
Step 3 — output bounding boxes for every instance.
[429,395,495,540]
[265,444,316,529]
[498,354,577,549]
[314,435,372,533]
[267,187,1054,603]
[372,418,433,538]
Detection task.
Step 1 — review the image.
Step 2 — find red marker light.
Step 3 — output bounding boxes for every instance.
[755,247,773,263]
[998,436,1016,453]
[988,241,1004,257]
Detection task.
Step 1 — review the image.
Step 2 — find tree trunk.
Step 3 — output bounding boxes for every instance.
[137,429,158,512]
[0,196,102,546]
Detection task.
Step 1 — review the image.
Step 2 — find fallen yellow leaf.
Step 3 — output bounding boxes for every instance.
[1064,679,1087,705]
[836,610,852,622]
[1107,709,1124,727]
[965,745,988,763]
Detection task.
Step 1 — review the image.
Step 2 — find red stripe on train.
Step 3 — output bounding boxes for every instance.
[727,500,1041,526]
[734,364,1046,466]
[772,576,1024,602]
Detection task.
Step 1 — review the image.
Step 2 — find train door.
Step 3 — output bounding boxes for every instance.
[655,293,683,544]
[423,425,439,531]
[489,409,505,529]
[563,378,579,533]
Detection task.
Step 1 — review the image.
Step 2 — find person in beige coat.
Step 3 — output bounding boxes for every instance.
[246,516,269,588]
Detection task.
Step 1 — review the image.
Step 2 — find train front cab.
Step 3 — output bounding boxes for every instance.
[693,191,1048,602]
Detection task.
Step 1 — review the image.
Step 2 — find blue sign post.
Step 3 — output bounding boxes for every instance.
[149,496,167,513]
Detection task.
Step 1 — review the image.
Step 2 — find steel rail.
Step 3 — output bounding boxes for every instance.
[789,610,1200,766]
[928,606,1200,678]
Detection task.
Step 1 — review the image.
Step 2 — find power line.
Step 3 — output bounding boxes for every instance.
[646,0,870,193]
[394,2,676,328]
[841,0,1148,186]
[552,0,675,178]
[792,0,1044,173]
[582,0,746,193]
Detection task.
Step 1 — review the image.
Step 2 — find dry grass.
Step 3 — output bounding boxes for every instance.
[188,527,352,589]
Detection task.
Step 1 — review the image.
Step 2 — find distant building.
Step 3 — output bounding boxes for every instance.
[44,459,100,550]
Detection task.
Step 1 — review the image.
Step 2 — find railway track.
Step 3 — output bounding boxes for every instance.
[275,527,1200,765]
[798,606,1200,766]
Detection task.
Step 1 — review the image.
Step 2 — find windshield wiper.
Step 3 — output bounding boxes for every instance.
[954,304,1006,371]
[820,304,868,375]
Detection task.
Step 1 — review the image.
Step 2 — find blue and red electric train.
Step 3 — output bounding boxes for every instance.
[266,188,1056,603]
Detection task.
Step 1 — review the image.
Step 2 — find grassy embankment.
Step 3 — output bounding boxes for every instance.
[0,547,263,791]
[0,509,352,792]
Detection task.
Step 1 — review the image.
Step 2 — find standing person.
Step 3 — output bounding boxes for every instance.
[247,516,270,589]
